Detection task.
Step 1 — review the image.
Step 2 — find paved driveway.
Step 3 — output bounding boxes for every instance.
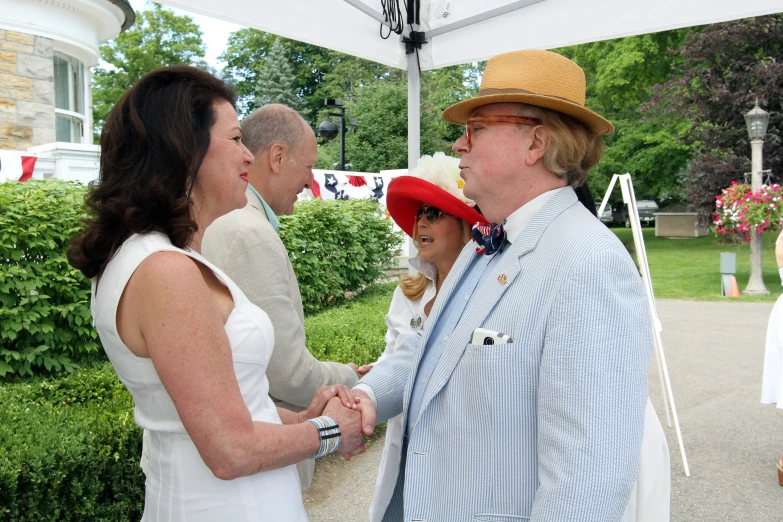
[653,299,782,521]
[305,299,783,521]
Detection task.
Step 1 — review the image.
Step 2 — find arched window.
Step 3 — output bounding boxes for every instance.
[53,52,86,143]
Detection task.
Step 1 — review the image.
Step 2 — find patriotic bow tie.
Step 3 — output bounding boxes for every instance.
[472,220,507,256]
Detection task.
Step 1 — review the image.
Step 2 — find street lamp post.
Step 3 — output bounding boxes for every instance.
[318,98,347,170]
[743,100,771,295]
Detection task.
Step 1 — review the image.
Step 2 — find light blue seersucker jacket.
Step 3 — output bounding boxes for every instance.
[360,187,653,522]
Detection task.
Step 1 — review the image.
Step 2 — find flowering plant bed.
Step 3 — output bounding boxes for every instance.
[714,181,783,241]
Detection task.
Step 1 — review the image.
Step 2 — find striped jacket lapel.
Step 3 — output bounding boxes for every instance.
[400,241,479,423]
[413,187,580,426]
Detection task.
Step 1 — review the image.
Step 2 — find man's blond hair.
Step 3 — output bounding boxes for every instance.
[517,104,604,187]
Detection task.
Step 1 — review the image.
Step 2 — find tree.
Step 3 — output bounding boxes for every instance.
[420,64,481,156]
[316,81,408,172]
[556,30,692,202]
[221,30,396,118]
[221,30,330,117]
[253,38,308,116]
[91,2,208,142]
[649,14,783,224]
[313,63,481,173]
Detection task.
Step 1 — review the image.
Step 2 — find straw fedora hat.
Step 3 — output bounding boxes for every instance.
[442,49,614,135]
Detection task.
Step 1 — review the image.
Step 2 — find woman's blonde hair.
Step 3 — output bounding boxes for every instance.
[517,103,604,187]
[400,218,473,300]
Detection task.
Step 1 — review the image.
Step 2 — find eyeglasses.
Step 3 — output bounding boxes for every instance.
[464,115,542,148]
[416,205,449,225]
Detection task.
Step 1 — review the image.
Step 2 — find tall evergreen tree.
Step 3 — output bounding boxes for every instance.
[253,38,308,116]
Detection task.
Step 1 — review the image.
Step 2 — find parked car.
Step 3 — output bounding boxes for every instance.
[594,202,613,225]
[611,200,659,227]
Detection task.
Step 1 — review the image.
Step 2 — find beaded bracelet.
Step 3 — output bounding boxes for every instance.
[305,416,341,459]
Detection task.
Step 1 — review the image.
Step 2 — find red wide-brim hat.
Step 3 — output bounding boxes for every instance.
[386,176,487,238]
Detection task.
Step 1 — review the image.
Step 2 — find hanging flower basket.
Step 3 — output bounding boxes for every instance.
[714,181,783,241]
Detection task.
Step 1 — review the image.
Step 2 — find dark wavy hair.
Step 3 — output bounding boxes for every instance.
[68,65,236,279]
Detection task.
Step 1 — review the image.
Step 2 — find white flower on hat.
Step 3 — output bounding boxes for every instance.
[409,152,476,207]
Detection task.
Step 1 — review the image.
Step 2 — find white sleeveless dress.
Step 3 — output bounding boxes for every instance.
[92,232,307,522]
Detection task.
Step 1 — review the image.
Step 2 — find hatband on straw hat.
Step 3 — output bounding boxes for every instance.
[386,152,487,238]
[442,50,613,135]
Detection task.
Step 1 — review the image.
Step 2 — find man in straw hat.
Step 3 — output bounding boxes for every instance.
[341,50,654,521]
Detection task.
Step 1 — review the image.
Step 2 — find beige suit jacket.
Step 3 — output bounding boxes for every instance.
[202,188,356,410]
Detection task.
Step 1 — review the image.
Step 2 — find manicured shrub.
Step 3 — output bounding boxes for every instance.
[0,363,144,521]
[0,181,99,378]
[280,198,402,314]
[0,181,401,378]
[305,282,396,365]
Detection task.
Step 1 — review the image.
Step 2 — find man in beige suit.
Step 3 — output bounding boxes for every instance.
[202,104,364,490]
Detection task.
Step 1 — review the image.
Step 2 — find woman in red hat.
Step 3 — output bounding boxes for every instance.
[367,152,487,522]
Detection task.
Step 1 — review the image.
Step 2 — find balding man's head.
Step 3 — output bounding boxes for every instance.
[241,104,317,216]
[241,104,311,158]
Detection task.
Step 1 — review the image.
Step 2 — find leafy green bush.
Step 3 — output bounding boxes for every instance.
[0,181,401,379]
[0,181,98,378]
[0,363,144,521]
[305,282,396,365]
[280,198,402,314]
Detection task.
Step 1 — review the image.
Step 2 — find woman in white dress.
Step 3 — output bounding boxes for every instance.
[67,66,364,522]
[760,230,783,485]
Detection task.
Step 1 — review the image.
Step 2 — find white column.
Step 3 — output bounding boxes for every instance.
[84,64,93,144]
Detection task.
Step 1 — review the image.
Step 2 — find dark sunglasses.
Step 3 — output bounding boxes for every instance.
[416,205,450,224]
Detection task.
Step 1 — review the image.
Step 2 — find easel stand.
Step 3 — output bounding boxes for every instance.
[597,173,691,477]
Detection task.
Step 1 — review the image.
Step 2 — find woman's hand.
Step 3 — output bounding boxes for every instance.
[347,362,374,379]
[298,385,360,423]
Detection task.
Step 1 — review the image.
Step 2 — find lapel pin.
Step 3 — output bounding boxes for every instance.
[498,273,508,285]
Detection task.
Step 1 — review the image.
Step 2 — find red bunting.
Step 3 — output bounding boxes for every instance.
[19,156,36,182]
[311,177,322,199]
[346,175,367,187]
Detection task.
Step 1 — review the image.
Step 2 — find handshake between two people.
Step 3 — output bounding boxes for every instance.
[299,384,377,461]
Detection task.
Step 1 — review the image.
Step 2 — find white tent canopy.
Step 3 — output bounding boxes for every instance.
[162,0,783,71]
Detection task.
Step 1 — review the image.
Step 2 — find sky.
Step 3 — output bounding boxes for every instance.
[128,0,245,70]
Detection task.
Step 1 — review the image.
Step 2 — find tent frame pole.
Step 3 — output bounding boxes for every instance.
[427,0,546,37]
[406,39,421,272]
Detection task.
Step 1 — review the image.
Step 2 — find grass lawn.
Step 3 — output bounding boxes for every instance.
[611,227,782,302]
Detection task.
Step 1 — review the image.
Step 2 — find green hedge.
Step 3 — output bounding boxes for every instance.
[280,198,402,314]
[304,281,396,365]
[0,283,396,520]
[0,181,401,378]
[0,363,145,521]
[0,181,98,378]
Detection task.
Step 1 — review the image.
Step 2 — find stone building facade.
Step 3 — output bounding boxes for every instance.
[0,29,55,150]
[0,0,136,182]
[0,0,132,182]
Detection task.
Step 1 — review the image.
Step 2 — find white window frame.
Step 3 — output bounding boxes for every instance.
[53,50,90,144]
